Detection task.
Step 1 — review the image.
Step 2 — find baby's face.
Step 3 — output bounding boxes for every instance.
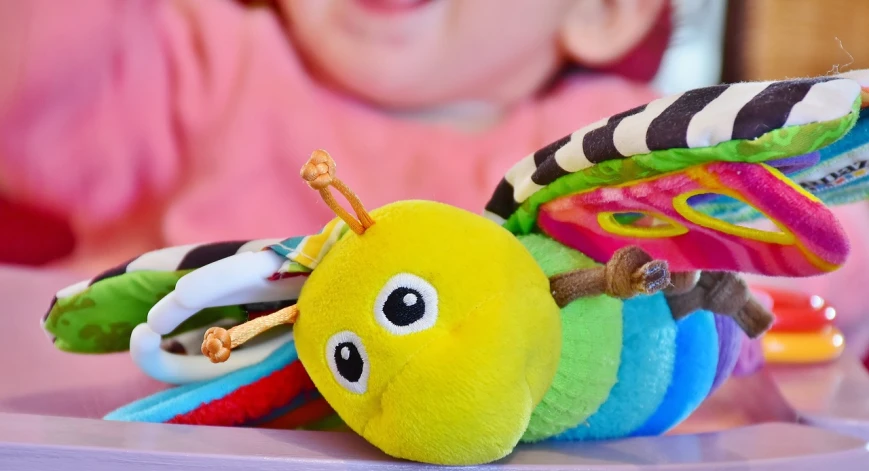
[282,0,575,109]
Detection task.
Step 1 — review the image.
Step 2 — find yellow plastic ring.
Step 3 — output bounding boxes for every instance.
[761,325,845,364]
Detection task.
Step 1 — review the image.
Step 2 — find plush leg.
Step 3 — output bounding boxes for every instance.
[549,246,671,307]
[665,271,774,338]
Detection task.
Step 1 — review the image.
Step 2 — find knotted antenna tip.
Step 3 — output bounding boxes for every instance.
[297,149,375,234]
[301,149,336,190]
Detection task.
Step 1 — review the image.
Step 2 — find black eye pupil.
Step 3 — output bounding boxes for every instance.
[383,287,425,327]
[333,342,364,383]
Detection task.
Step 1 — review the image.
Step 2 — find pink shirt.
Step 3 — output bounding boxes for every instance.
[2,0,867,332]
[0,0,657,272]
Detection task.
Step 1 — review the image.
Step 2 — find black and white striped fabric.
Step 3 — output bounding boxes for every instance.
[53,238,283,301]
[484,76,861,222]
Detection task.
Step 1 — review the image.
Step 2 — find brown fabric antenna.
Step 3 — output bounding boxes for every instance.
[301,150,375,235]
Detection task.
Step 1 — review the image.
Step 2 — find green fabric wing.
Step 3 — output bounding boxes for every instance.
[41,239,282,354]
[44,270,245,354]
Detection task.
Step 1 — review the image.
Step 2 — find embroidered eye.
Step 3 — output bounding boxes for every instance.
[326,331,369,394]
[374,273,438,335]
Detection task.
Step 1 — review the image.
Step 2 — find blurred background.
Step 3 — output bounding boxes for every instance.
[1,0,867,267]
[656,0,869,93]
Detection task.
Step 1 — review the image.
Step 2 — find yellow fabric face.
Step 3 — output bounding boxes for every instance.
[295,200,562,465]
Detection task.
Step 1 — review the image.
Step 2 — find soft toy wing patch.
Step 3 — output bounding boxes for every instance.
[698,107,869,222]
[694,70,869,221]
[84,224,353,428]
[537,162,845,276]
[486,74,867,276]
[45,234,341,431]
[40,240,286,353]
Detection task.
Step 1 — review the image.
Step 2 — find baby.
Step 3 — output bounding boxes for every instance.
[0,0,667,272]
[2,0,867,350]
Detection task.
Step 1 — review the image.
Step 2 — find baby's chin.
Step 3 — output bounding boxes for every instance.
[285,1,450,102]
[284,0,568,112]
[320,67,457,109]
[298,35,552,112]
[351,0,436,14]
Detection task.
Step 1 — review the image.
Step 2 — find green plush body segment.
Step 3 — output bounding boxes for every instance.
[505,105,860,234]
[519,234,622,442]
[44,270,247,354]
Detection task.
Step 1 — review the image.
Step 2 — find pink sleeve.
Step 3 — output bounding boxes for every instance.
[0,0,251,226]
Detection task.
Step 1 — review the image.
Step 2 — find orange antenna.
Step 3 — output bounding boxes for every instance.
[300,150,375,235]
[202,305,299,363]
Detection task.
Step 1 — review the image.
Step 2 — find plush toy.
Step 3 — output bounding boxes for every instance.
[41,71,869,465]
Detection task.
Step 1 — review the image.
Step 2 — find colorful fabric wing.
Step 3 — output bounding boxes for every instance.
[538,162,847,276]
[694,70,869,222]
[105,340,343,431]
[484,72,869,276]
[696,107,869,223]
[43,239,284,353]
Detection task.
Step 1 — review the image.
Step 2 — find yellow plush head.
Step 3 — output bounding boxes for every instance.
[295,200,561,465]
[198,150,562,465]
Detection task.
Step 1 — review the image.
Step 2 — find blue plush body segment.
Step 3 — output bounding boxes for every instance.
[630,310,719,436]
[105,340,298,423]
[552,293,677,440]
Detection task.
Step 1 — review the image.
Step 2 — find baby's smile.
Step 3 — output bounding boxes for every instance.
[353,0,435,14]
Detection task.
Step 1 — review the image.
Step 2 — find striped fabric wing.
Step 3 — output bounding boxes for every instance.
[485,74,864,234]
[42,239,285,354]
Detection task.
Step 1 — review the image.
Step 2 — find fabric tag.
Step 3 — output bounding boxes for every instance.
[266,218,349,271]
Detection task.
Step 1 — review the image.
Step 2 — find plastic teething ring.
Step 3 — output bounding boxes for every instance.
[772,306,836,332]
[752,286,836,333]
[762,325,845,364]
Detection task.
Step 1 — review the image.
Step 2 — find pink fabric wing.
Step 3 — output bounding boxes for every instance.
[538,162,849,277]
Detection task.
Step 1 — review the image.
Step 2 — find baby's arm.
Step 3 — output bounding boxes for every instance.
[0,0,253,228]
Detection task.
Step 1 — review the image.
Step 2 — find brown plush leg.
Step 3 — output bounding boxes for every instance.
[665,271,774,338]
[665,271,701,296]
[550,246,670,307]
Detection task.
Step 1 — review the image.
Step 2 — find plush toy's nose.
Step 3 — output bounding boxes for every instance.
[361,297,562,465]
